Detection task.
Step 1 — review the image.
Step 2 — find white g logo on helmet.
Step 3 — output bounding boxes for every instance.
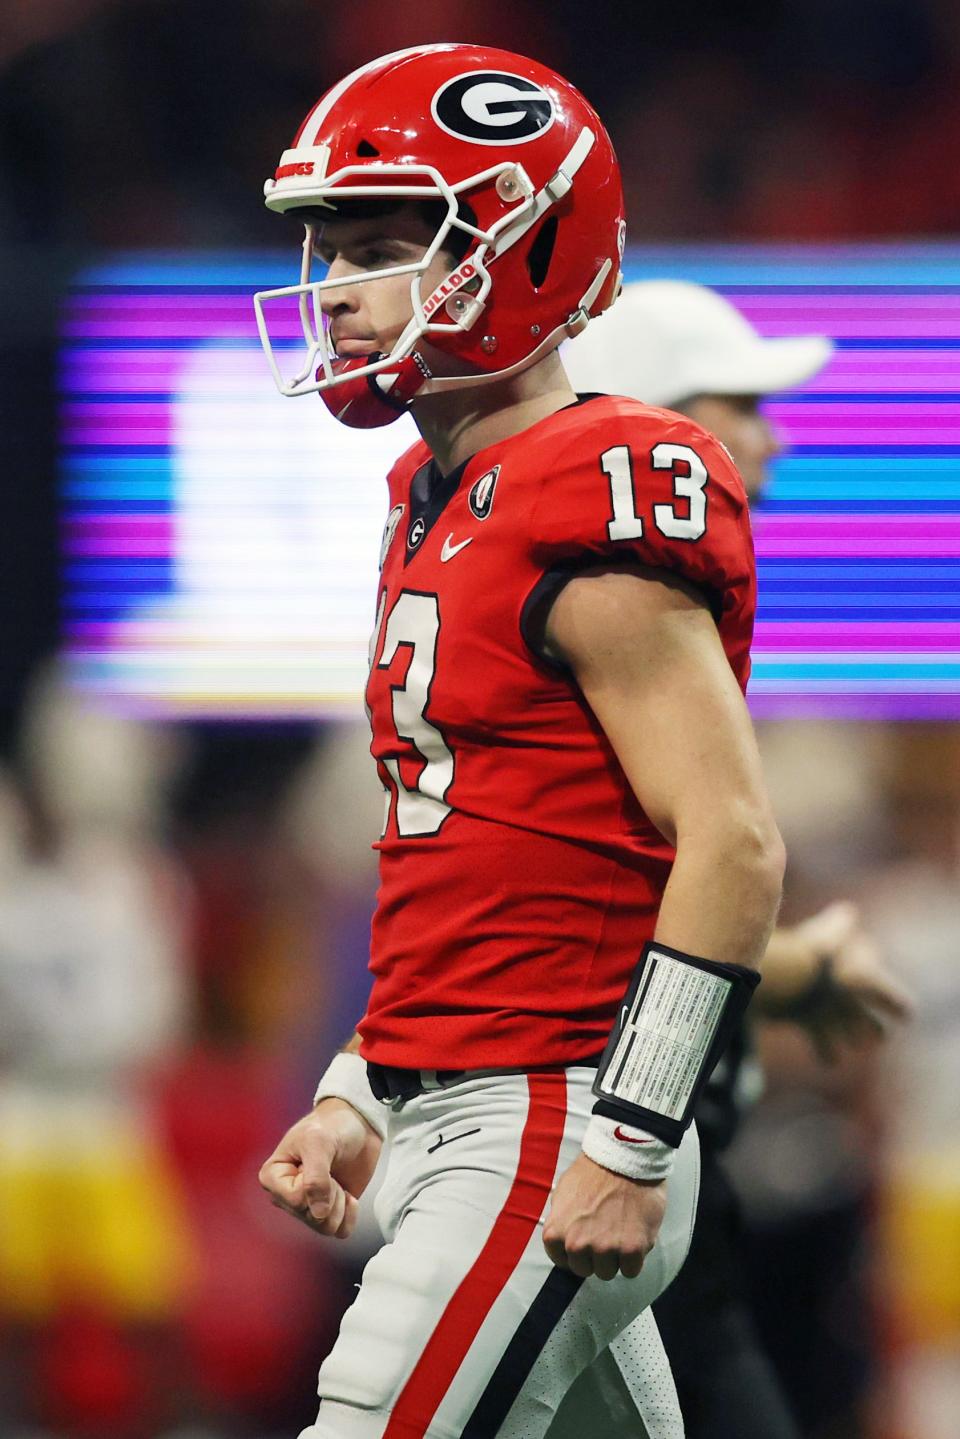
[431,71,555,145]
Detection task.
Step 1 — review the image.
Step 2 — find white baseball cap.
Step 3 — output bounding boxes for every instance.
[564,278,833,407]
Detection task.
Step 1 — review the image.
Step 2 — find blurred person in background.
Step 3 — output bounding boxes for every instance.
[0,685,353,1437]
[850,730,960,1439]
[561,280,914,1439]
[156,724,358,1438]
[0,664,192,1435]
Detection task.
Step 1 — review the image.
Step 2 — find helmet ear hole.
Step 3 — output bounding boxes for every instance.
[357,138,380,156]
[526,217,558,290]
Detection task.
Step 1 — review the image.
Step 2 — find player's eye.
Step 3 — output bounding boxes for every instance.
[357,244,404,268]
[312,238,415,271]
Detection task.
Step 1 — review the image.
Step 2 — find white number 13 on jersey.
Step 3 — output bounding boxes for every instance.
[603,442,708,542]
[374,590,453,838]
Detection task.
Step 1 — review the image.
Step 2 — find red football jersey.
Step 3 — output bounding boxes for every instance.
[360,395,756,1069]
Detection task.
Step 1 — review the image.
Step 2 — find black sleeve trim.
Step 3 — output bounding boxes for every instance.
[520,558,724,672]
[519,561,585,670]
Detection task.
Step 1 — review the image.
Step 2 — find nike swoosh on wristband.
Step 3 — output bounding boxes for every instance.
[440,533,473,562]
[613,1126,654,1145]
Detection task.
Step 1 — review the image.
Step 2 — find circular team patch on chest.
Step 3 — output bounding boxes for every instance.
[431,72,555,146]
[408,515,426,550]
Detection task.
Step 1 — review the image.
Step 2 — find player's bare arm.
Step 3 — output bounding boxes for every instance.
[545,565,784,966]
[541,564,785,1279]
[259,1029,382,1239]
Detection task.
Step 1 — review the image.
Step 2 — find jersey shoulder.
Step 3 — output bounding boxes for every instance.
[531,394,747,507]
[524,394,754,613]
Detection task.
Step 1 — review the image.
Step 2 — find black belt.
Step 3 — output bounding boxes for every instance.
[367,1062,467,1105]
[367,1053,605,1108]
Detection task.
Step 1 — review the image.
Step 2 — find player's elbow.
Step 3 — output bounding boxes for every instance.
[684,803,786,914]
[727,809,786,915]
[757,819,786,901]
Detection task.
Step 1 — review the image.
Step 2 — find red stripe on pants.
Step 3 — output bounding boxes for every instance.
[382,1071,568,1439]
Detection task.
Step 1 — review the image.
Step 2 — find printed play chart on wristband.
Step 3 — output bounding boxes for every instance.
[60,245,960,719]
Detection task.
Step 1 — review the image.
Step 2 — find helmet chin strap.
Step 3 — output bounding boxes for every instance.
[318,353,430,428]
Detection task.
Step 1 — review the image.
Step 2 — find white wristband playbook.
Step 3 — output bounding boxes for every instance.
[313,1052,388,1142]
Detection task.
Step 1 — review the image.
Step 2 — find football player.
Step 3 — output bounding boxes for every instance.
[559,279,914,1438]
[255,48,785,1439]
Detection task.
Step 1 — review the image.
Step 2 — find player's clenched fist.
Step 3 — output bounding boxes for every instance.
[543,1154,667,1281]
[259,1098,383,1239]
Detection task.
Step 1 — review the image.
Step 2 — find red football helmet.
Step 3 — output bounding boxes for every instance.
[253,43,625,423]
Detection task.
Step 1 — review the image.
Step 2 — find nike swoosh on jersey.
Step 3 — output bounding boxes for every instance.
[440,533,474,562]
[613,1126,654,1145]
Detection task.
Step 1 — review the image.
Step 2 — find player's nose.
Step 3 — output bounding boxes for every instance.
[320,260,361,316]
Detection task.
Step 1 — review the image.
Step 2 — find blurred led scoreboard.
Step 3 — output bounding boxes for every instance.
[61,245,960,719]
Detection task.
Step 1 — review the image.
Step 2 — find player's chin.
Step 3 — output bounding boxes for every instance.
[335,340,380,358]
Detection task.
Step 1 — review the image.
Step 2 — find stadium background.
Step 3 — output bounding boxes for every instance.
[1,3,959,1437]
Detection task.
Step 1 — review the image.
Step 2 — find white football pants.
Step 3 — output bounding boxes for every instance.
[298,1066,699,1439]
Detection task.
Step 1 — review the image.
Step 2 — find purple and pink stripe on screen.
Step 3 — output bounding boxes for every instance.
[60,247,960,719]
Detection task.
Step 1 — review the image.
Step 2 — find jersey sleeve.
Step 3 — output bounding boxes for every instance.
[521,406,755,656]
